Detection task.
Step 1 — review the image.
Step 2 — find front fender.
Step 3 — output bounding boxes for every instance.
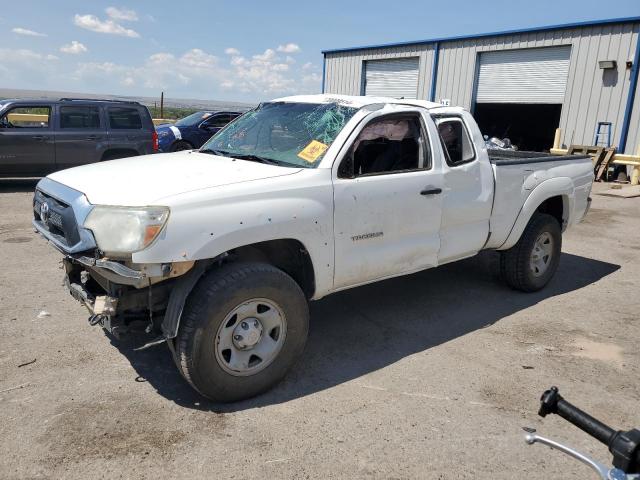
[498,177,574,250]
[131,172,335,298]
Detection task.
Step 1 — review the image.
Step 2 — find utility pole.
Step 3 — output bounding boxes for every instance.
[160,91,164,119]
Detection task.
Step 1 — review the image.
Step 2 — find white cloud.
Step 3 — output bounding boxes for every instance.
[180,49,217,69]
[225,47,240,55]
[12,27,46,37]
[252,49,276,62]
[0,48,57,62]
[74,14,140,38]
[105,7,138,21]
[302,62,315,70]
[60,41,88,54]
[277,43,300,53]
[69,44,318,99]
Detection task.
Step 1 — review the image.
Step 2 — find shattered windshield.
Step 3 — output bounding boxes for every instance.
[201,102,358,168]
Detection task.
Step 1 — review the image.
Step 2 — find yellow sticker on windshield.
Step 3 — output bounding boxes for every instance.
[297,140,329,163]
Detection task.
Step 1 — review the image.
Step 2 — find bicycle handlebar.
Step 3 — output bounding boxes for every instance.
[539,386,616,445]
[538,386,640,474]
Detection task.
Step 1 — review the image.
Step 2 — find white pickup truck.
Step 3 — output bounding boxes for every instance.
[33,94,593,401]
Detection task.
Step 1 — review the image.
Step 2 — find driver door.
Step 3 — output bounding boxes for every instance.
[332,110,443,289]
[0,105,56,176]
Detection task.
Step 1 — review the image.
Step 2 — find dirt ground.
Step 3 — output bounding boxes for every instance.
[0,180,638,480]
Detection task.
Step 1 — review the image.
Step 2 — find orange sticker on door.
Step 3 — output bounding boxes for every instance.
[297,140,329,163]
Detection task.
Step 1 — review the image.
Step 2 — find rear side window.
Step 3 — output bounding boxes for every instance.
[0,106,51,128]
[437,118,475,166]
[60,106,101,129]
[108,107,142,129]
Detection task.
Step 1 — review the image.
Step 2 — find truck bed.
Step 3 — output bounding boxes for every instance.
[485,149,594,250]
[488,149,591,165]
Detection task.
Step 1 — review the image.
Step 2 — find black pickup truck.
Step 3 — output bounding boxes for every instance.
[0,98,157,177]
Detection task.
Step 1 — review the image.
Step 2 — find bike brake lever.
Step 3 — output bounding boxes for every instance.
[523,429,633,480]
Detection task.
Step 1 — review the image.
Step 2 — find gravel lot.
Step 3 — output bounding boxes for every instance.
[0,180,638,480]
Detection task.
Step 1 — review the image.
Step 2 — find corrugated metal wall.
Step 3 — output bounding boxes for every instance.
[324,22,640,154]
[324,44,435,100]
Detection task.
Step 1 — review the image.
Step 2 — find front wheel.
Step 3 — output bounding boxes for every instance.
[174,262,309,402]
[171,140,193,152]
[500,213,562,292]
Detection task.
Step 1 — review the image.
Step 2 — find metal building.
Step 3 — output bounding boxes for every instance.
[321,17,640,154]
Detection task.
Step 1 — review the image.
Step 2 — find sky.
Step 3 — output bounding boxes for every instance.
[1,0,639,103]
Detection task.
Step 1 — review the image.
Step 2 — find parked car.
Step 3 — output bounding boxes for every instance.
[156,110,242,152]
[0,98,157,177]
[33,94,593,402]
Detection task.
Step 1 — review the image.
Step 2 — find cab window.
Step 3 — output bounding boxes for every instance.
[204,114,234,129]
[339,114,430,178]
[437,118,475,166]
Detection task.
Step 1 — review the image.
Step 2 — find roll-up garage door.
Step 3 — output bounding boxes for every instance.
[476,46,571,103]
[364,57,419,99]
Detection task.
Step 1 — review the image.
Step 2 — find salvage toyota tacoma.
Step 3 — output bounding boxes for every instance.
[33,94,593,402]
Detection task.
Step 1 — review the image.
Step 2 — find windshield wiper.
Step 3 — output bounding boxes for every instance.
[199,149,302,168]
[199,148,231,156]
[232,154,281,165]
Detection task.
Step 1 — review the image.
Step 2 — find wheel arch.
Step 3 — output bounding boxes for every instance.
[161,238,316,339]
[498,177,573,251]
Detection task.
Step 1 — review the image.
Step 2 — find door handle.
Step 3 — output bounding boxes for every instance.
[32,135,47,141]
[85,135,98,140]
[420,187,442,196]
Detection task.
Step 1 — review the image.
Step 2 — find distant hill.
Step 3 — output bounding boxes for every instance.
[0,88,255,112]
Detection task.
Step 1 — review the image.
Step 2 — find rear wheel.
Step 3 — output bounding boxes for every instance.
[171,140,193,152]
[174,262,309,402]
[500,213,562,292]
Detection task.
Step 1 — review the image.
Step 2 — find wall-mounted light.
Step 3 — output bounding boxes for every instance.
[599,60,617,69]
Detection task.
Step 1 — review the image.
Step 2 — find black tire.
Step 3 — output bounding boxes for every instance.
[171,140,193,152]
[174,262,309,402]
[500,213,562,292]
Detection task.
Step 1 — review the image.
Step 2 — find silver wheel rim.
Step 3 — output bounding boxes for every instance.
[530,232,554,277]
[214,298,287,376]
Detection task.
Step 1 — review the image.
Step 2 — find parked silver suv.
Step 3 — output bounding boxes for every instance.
[0,98,157,177]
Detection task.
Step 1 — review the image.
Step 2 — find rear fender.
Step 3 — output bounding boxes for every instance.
[498,177,573,250]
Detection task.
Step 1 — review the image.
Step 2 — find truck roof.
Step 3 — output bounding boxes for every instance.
[272,94,444,110]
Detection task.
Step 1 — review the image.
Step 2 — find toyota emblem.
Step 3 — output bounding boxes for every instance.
[40,201,50,225]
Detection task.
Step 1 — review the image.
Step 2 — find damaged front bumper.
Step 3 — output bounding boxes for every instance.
[62,255,195,339]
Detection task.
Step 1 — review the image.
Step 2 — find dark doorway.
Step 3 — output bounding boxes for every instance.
[473,103,562,151]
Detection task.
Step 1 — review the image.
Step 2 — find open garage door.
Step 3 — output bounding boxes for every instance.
[474,46,571,151]
[364,57,419,99]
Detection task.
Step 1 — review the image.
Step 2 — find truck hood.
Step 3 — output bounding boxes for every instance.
[47,151,302,205]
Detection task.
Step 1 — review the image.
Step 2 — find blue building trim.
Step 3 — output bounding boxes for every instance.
[321,16,640,55]
[619,30,640,153]
[321,54,326,93]
[429,42,440,102]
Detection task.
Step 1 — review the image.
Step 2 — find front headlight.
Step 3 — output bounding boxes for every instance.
[84,206,169,256]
